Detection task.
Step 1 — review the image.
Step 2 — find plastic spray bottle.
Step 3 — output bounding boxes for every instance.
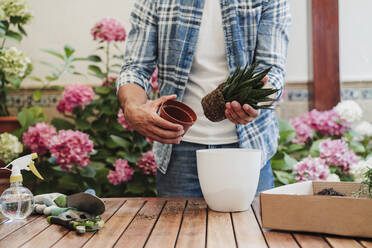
[0,153,43,220]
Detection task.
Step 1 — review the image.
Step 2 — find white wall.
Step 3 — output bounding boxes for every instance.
[12,0,372,87]
[339,0,372,82]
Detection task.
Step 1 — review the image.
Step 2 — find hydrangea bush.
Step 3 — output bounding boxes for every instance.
[0,0,33,116]
[9,17,159,197]
[273,100,372,186]
[0,132,23,163]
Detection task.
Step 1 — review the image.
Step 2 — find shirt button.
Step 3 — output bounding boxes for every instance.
[187,51,193,55]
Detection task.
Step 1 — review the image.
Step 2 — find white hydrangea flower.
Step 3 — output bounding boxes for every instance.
[350,159,372,183]
[326,173,340,182]
[334,100,363,124]
[0,0,32,24]
[0,46,32,81]
[0,133,23,164]
[354,121,372,139]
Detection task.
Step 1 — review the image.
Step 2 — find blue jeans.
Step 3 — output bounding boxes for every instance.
[156,141,275,197]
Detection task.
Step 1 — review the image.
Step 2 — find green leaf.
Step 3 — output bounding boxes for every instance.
[349,141,365,154]
[5,30,22,42]
[42,49,64,60]
[29,76,43,82]
[88,65,105,78]
[78,166,96,178]
[274,171,296,185]
[76,119,90,130]
[285,143,305,153]
[95,86,111,95]
[32,90,43,101]
[279,130,296,144]
[18,24,27,36]
[124,153,141,164]
[50,85,65,91]
[89,161,106,170]
[110,135,131,149]
[126,180,146,194]
[64,45,75,58]
[309,139,325,157]
[87,55,102,62]
[51,118,75,130]
[17,109,33,127]
[106,157,117,164]
[284,153,298,170]
[58,175,80,191]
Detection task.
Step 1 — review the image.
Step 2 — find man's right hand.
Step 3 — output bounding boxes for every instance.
[124,95,184,144]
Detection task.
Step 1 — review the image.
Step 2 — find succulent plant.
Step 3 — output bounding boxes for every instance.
[201,62,278,122]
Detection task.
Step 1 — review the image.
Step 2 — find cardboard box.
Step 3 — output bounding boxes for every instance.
[260,181,372,238]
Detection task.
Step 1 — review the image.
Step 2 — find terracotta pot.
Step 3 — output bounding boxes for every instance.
[160,100,197,135]
[0,116,20,134]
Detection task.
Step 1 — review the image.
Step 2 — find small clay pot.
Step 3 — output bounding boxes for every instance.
[160,100,197,135]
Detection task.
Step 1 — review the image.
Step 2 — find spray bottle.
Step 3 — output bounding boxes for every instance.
[0,153,44,220]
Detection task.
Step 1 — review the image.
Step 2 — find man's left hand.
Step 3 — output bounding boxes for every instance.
[225,76,272,125]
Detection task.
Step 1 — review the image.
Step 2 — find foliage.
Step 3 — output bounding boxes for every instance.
[0,0,32,116]
[29,45,88,102]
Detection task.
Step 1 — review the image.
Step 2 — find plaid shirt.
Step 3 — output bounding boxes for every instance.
[117,0,291,174]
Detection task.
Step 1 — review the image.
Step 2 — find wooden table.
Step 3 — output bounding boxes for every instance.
[1,198,372,248]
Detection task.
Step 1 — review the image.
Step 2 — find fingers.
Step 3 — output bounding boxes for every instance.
[152,113,183,131]
[262,76,269,85]
[152,94,177,110]
[225,101,258,124]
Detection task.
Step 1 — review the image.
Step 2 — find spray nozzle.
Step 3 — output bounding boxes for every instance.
[2,153,44,183]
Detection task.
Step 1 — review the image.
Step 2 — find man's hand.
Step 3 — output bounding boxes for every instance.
[225,76,273,125]
[124,95,184,144]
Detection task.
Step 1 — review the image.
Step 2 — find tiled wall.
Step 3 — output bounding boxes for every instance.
[8,81,372,122]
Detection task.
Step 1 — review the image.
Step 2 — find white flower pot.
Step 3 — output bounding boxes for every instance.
[196,148,261,212]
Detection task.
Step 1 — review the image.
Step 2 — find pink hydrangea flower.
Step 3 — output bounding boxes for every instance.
[102,75,117,89]
[107,159,134,185]
[308,109,350,136]
[290,116,313,144]
[57,84,95,113]
[49,130,94,170]
[117,109,133,131]
[319,139,358,172]
[91,18,126,42]
[22,123,57,155]
[151,67,159,91]
[136,150,157,175]
[293,157,330,182]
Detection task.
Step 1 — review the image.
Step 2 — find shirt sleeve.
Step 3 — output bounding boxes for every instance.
[116,0,158,96]
[254,0,291,101]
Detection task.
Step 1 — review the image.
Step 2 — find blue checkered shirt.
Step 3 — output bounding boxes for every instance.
[117,0,291,174]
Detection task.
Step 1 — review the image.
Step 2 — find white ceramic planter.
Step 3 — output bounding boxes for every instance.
[196,148,261,212]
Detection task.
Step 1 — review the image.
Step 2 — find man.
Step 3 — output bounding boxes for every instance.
[117,0,291,197]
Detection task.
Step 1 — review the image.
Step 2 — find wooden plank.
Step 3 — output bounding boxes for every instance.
[231,208,267,248]
[207,210,236,248]
[251,198,299,248]
[114,198,166,248]
[82,199,144,248]
[0,215,40,240]
[325,237,363,248]
[176,199,207,248]
[0,215,50,247]
[293,233,330,248]
[311,0,340,110]
[145,199,186,248]
[360,240,372,248]
[21,199,122,248]
[52,199,125,248]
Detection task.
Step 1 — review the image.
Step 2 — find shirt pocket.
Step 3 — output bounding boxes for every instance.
[236,0,262,50]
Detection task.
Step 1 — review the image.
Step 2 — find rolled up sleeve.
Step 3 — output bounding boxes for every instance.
[254,0,291,101]
[116,0,158,96]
